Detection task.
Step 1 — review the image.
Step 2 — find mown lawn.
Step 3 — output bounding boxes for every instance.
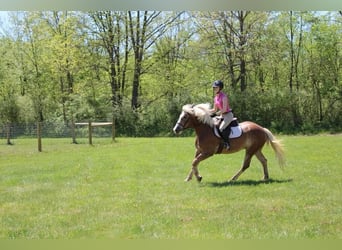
[0,135,341,239]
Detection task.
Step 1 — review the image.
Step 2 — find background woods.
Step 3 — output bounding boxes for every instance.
[0,11,341,140]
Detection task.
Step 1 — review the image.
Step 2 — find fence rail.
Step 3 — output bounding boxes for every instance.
[0,122,114,140]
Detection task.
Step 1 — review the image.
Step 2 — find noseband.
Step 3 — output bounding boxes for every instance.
[175,122,184,130]
[175,112,190,131]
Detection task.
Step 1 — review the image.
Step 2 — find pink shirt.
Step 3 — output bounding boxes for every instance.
[214,92,231,113]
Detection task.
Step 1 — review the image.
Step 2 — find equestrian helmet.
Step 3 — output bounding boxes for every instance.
[212,80,224,89]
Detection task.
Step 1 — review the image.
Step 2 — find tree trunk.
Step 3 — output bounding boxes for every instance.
[238,11,248,92]
[131,67,141,110]
[289,11,294,92]
[129,11,145,110]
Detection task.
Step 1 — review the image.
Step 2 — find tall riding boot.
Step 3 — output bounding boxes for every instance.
[221,127,231,149]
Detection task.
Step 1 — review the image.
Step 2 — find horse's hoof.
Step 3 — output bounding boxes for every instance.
[197,176,202,182]
[185,177,192,182]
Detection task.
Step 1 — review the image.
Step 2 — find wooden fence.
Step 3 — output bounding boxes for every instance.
[75,121,115,145]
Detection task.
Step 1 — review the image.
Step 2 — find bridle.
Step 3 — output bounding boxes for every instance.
[175,111,189,131]
[175,122,184,130]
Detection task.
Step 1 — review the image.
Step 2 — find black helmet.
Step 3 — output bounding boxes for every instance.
[212,80,223,89]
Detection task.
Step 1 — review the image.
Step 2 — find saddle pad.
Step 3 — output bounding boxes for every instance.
[214,125,242,139]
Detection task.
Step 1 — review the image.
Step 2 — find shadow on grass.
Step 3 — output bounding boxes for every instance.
[205,178,293,188]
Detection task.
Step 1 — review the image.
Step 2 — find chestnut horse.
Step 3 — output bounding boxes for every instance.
[173,103,285,182]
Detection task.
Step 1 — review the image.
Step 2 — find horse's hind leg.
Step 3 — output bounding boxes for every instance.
[255,150,269,180]
[230,152,253,181]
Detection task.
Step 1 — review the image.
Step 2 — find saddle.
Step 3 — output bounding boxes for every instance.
[213,117,242,141]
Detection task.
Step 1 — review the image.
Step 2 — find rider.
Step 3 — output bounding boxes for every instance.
[211,80,234,149]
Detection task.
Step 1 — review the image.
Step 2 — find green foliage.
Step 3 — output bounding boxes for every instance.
[0,95,20,124]
[229,87,341,134]
[114,96,191,137]
[0,11,341,136]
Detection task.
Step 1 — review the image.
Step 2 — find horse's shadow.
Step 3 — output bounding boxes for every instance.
[205,178,293,188]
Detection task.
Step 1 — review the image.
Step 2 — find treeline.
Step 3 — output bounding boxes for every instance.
[0,11,341,142]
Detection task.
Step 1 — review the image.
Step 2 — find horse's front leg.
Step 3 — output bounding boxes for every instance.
[185,150,200,182]
[185,151,213,182]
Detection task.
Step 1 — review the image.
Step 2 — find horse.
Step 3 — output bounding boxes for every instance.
[173,103,285,182]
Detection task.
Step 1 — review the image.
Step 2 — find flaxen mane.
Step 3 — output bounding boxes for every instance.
[182,103,214,127]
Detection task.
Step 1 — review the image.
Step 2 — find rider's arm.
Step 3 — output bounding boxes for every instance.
[211,102,218,114]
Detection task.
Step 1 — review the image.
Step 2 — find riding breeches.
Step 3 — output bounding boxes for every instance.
[219,111,234,132]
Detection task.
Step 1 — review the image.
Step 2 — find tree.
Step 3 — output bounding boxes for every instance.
[11,12,54,151]
[195,11,263,92]
[128,11,183,110]
[43,11,86,143]
[307,12,342,127]
[89,11,130,108]
[0,38,20,144]
[0,11,340,137]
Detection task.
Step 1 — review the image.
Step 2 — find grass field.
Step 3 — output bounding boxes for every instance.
[0,134,341,239]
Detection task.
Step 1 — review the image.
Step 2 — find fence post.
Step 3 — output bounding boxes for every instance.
[88,120,92,145]
[37,121,42,152]
[71,116,77,144]
[112,116,115,142]
[6,123,12,145]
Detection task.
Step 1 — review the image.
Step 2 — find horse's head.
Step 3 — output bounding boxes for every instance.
[173,103,214,135]
[173,104,195,135]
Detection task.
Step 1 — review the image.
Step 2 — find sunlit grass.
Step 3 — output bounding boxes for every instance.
[0,135,341,239]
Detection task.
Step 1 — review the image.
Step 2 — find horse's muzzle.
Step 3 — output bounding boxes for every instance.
[173,123,183,135]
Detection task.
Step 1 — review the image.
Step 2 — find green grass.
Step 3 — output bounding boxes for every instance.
[0,135,341,239]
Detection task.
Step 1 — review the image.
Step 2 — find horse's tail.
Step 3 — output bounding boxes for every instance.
[263,128,286,168]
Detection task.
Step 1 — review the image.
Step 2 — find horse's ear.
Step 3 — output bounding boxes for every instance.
[190,104,197,115]
[190,104,196,113]
[183,104,195,114]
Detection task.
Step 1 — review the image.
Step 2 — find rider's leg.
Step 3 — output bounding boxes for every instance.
[219,112,234,148]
